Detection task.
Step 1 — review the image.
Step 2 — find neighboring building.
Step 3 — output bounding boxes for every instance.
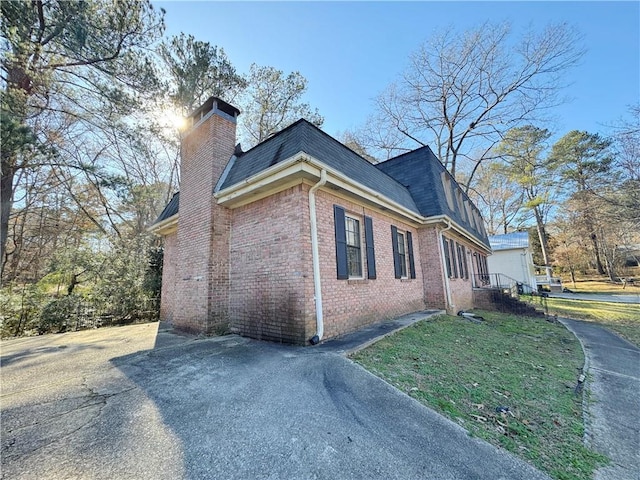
[487,232,537,289]
[487,232,562,292]
[150,97,491,345]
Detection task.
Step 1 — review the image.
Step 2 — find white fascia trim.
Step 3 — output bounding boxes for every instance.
[213,152,490,250]
[308,155,424,224]
[148,214,178,235]
[214,153,308,203]
[422,215,491,253]
[215,152,424,224]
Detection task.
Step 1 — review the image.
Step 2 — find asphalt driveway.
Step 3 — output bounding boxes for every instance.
[1,322,549,480]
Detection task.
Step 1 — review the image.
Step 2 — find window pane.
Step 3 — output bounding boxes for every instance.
[397,232,407,277]
[346,217,360,247]
[397,232,405,255]
[347,246,362,277]
[346,216,362,277]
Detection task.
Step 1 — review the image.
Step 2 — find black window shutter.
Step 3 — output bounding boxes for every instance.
[461,245,469,279]
[407,231,416,279]
[333,205,348,279]
[457,243,465,279]
[391,225,402,279]
[443,238,451,278]
[364,216,376,279]
[450,240,458,278]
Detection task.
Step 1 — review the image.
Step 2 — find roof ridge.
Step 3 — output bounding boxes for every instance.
[295,121,417,198]
[238,118,309,156]
[376,145,434,165]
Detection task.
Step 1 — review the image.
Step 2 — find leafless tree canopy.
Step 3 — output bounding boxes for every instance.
[360,21,585,188]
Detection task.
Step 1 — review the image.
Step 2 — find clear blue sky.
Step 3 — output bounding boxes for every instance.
[155,1,639,140]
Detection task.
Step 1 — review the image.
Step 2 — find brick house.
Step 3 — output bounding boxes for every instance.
[150,97,491,345]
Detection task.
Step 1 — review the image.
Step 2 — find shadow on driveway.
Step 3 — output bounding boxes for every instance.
[1,323,550,479]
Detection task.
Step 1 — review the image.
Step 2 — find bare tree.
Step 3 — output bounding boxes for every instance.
[361,21,584,189]
[609,104,640,230]
[466,162,527,235]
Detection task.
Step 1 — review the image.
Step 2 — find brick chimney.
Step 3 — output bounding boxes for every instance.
[173,97,240,334]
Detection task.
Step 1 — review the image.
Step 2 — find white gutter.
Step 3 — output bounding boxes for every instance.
[422,215,491,253]
[147,214,178,235]
[438,219,454,312]
[308,169,328,344]
[214,152,425,225]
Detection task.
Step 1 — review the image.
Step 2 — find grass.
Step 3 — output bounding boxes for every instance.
[545,298,640,347]
[560,274,640,294]
[352,312,608,480]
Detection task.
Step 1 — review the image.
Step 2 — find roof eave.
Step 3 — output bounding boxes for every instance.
[148,214,178,235]
[422,215,492,253]
[214,152,425,224]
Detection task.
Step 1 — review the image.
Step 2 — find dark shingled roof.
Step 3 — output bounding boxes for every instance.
[376,147,489,245]
[218,119,420,214]
[154,192,179,224]
[152,119,490,249]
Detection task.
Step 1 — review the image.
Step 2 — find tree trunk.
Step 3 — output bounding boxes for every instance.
[589,233,605,275]
[533,206,551,265]
[569,264,576,289]
[1,160,16,284]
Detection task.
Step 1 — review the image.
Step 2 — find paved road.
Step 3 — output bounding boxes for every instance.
[1,322,550,480]
[560,318,640,480]
[549,292,640,304]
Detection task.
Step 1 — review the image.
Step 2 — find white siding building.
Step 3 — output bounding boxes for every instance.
[487,232,537,290]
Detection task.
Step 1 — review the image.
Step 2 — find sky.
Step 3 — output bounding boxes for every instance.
[154,1,639,142]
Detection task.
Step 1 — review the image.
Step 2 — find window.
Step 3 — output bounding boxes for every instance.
[444,236,467,279]
[474,252,490,284]
[345,216,362,278]
[456,242,468,280]
[456,191,467,221]
[449,239,458,278]
[396,231,407,278]
[441,172,455,211]
[443,238,452,277]
[334,205,376,280]
[462,246,469,280]
[392,226,416,279]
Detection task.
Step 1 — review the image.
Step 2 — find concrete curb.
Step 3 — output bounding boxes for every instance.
[557,317,595,450]
[315,310,445,356]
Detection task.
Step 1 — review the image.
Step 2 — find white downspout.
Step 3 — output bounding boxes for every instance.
[309,169,327,344]
[438,220,454,312]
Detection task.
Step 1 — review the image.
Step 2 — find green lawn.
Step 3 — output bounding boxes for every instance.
[545,298,640,347]
[352,313,607,480]
[561,276,640,294]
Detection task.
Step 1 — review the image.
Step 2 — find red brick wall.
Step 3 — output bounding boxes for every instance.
[314,190,426,340]
[160,231,177,323]
[158,102,486,340]
[228,184,313,344]
[416,226,447,308]
[226,184,434,344]
[171,109,236,333]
